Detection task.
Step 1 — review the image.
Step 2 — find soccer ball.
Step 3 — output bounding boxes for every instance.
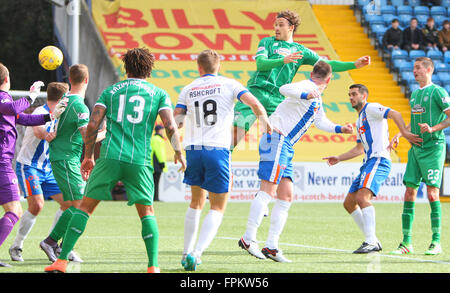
[38,46,63,70]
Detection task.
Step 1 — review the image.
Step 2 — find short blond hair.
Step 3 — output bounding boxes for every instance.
[0,63,9,86]
[69,64,89,85]
[197,49,220,74]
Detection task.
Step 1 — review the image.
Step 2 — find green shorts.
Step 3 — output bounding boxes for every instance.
[84,158,155,206]
[403,143,446,189]
[51,160,86,201]
[233,86,284,132]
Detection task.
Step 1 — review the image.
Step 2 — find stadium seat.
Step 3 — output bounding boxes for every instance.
[390,0,404,7]
[441,0,450,9]
[432,74,442,86]
[446,85,450,95]
[427,50,444,62]
[438,72,450,85]
[401,71,415,85]
[398,61,414,73]
[399,14,412,27]
[391,49,409,62]
[430,6,447,17]
[409,82,420,92]
[381,6,396,15]
[370,24,387,38]
[383,14,397,26]
[397,6,413,16]
[365,15,385,26]
[416,15,429,27]
[409,49,426,61]
[407,0,421,6]
[445,51,450,64]
[413,6,430,16]
[433,15,447,29]
[435,62,450,74]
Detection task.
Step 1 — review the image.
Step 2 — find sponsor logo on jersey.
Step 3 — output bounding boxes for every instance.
[411,104,426,114]
[77,113,89,120]
[442,96,450,104]
[274,48,291,56]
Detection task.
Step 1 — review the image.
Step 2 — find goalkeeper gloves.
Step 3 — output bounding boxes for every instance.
[27,81,45,104]
[52,97,69,120]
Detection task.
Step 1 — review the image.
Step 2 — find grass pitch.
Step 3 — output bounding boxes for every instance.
[1,200,450,273]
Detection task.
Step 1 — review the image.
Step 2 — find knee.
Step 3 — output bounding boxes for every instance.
[28,203,44,216]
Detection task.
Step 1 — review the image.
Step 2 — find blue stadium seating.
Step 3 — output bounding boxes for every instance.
[427,50,444,62]
[398,61,414,72]
[409,50,426,61]
[441,0,450,8]
[401,71,416,85]
[432,74,442,86]
[433,15,447,28]
[409,82,420,92]
[381,6,396,15]
[390,0,404,7]
[383,14,397,26]
[391,49,409,62]
[397,5,413,16]
[407,0,421,6]
[398,14,412,27]
[416,14,429,27]
[438,72,450,86]
[445,51,450,64]
[365,14,385,26]
[430,6,447,16]
[414,6,430,16]
[435,62,450,73]
[446,85,450,95]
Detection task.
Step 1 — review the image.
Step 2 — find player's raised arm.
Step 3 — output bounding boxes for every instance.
[314,106,353,134]
[159,108,186,172]
[239,92,272,134]
[323,55,371,72]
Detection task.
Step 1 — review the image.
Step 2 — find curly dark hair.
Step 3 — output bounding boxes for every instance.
[277,10,301,32]
[122,48,155,78]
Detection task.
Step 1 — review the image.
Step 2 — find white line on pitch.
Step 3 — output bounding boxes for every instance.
[218,236,450,266]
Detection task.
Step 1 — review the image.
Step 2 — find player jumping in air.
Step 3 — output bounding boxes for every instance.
[239,61,353,262]
[232,9,370,149]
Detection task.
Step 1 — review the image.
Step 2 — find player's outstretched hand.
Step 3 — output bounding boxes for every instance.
[307,89,321,100]
[323,156,339,166]
[418,123,433,133]
[341,123,354,134]
[402,130,423,146]
[354,56,371,69]
[387,134,400,151]
[81,158,95,181]
[284,51,303,64]
[28,81,45,104]
[52,97,69,120]
[45,132,56,142]
[174,151,186,172]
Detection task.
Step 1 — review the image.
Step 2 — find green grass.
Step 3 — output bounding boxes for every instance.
[1,201,450,273]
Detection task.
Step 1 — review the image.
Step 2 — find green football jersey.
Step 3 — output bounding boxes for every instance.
[50,94,90,162]
[96,78,172,166]
[409,83,450,148]
[247,36,320,94]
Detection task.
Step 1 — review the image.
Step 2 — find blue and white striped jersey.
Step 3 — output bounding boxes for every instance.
[272,80,341,145]
[356,102,391,163]
[16,104,55,170]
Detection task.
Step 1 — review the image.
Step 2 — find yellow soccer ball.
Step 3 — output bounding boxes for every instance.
[38,46,63,70]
